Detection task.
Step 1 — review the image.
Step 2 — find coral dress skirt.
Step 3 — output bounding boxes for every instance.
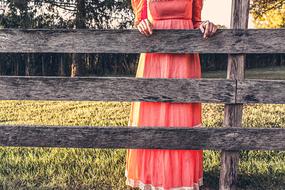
[126,0,204,189]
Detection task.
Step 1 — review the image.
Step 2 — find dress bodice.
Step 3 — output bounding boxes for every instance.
[149,0,193,20]
[131,0,203,29]
[148,0,198,29]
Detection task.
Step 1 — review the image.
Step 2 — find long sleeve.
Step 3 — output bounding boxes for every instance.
[131,0,148,27]
[192,0,203,29]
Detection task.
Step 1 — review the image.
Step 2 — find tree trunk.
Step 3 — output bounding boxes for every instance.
[25,53,31,76]
[41,54,46,76]
[71,0,86,77]
[59,54,66,76]
[14,54,20,76]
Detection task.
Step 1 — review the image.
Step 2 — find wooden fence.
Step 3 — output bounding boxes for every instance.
[0,0,284,189]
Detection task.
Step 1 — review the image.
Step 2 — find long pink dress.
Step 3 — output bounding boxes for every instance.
[126,0,204,189]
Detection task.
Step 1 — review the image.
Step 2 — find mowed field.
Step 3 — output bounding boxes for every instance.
[0,67,284,190]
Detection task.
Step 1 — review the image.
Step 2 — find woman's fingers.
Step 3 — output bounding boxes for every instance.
[138,23,147,35]
[144,20,153,35]
[204,22,210,39]
[137,19,153,36]
[209,23,216,37]
[199,23,205,34]
[212,25,218,35]
[140,20,149,35]
[209,23,214,36]
[142,20,152,36]
[137,24,144,35]
[201,21,218,39]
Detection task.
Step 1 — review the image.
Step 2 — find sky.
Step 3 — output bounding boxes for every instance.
[202,0,255,28]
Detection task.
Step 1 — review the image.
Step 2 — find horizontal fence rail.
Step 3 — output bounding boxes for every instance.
[0,76,284,104]
[0,76,236,103]
[237,80,285,103]
[0,125,284,150]
[0,29,284,54]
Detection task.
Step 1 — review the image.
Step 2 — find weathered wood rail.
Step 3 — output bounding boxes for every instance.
[0,125,284,151]
[0,76,284,104]
[0,0,284,189]
[0,29,284,54]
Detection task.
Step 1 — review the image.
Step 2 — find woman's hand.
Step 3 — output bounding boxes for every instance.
[199,20,218,39]
[137,19,153,36]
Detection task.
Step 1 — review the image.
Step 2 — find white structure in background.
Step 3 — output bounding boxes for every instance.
[202,0,255,28]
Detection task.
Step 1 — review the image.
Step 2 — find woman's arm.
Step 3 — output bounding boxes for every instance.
[192,0,203,29]
[131,0,148,27]
[131,0,153,36]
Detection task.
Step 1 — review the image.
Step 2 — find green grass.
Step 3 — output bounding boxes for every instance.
[203,66,285,80]
[0,66,284,189]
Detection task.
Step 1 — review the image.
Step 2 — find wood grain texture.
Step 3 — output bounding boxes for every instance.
[0,76,236,103]
[0,125,284,150]
[0,76,284,104]
[237,80,285,104]
[0,29,284,54]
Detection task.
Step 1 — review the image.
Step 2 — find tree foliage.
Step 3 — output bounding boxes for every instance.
[250,0,285,28]
[0,0,133,29]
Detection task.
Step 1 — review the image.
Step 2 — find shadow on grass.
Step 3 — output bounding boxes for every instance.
[201,170,285,190]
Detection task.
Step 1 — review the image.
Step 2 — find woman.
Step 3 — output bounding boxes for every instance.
[126,0,218,189]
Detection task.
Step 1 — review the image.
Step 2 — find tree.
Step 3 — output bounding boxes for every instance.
[71,0,86,77]
[0,0,134,77]
[250,0,285,28]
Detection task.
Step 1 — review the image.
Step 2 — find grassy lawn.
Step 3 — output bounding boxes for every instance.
[0,66,284,189]
[203,66,285,80]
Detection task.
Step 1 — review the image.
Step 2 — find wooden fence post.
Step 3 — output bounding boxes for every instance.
[219,0,250,190]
